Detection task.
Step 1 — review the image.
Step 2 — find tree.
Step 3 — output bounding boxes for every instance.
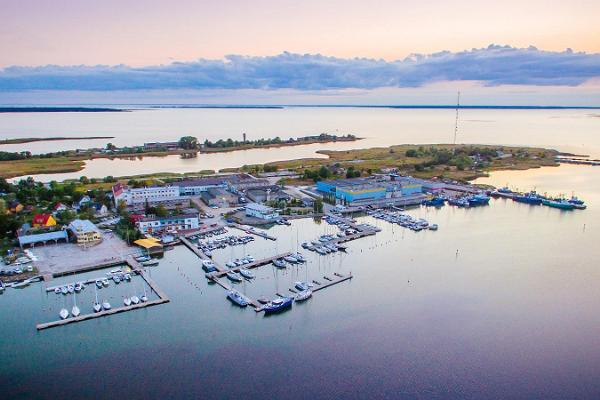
[313,198,324,214]
[155,204,168,217]
[178,136,199,150]
[405,149,418,157]
[106,143,117,151]
[318,166,330,179]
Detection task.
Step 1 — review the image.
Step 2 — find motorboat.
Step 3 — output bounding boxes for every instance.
[429,224,439,231]
[284,255,298,264]
[131,295,140,304]
[110,268,122,274]
[294,253,306,263]
[295,290,313,302]
[315,247,327,255]
[294,281,309,291]
[59,308,69,319]
[135,255,150,262]
[336,244,348,252]
[61,286,68,295]
[542,198,575,210]
[141,259,159,267]
[102,278,109,287]
[227,290,248,307]
[272,259,286,269]
[123,297,132,306]
[124,273,131,281]
[301,242,310,249]
[225,261,236,268]
[263,297,293,314]
[239,269,255,279]
[67,285,75,293]
[113,275,121,284]
[54,287,61,294]
[96,280,103,289]
[74,283,83,293]
[257,296,269,304]
[102,300,111,310]
[226,272,243,283]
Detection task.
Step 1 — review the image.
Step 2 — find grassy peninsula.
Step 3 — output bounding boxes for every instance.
[0,136,115,145]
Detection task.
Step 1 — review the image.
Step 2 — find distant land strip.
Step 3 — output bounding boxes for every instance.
[147,104,600,110]
[0,107,125,113]
[0,136,115,145]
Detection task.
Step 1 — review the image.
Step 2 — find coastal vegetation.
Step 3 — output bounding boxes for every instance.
[0,134,358,178]
[200,133,358,153]
[258,144,560,182]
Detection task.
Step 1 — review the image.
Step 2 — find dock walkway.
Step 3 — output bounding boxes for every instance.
[207,252,293,279]
[230,224,277,241]
[37,257,169,330]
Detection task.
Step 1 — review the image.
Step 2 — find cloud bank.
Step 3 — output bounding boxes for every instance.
[1,45,599,91]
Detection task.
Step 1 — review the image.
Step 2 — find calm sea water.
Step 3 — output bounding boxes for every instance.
[1,164,600,399]
[0,107,599,181]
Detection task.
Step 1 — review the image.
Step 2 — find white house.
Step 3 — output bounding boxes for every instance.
[245,203,279,220]
[137,214,200,234]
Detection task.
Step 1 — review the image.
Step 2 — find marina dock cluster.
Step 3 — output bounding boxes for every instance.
[0,163,588,328]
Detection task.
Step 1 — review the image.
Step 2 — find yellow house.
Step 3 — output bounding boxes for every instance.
[68,219,103,245]
[32,214,57,228]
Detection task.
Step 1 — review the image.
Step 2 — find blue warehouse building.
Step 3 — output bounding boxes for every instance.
[316,177,422,204]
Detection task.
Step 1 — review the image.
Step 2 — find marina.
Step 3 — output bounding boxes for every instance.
[36,257,169,330]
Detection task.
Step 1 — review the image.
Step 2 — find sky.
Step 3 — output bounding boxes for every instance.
[1,0,599,105]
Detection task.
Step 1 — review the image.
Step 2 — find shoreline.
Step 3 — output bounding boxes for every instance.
[2,143,568,183]
[0,136,116,145]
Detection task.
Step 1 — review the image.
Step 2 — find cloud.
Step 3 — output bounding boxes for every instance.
[1,45,599,91]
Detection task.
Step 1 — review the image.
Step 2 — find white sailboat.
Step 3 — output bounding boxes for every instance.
[102,300,111,310]
[131,294,140,304]
[71,293,81,317]
[59,296,69,319]
[93,286,102,313]
[140,285,148,302]
[123,296,132,306]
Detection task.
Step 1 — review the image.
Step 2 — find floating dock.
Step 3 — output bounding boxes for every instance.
[229,224,277,241]
[36,257,169,330]
[206,252,293,279]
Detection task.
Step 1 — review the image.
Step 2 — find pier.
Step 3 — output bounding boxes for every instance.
[36,257,169,330]
[229,224,277,241]
[207,252,293,279]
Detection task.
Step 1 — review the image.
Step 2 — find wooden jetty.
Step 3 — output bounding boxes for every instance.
[180,236,226,272]
[210,277,262,310]
[230,224,277,241]
[36,257,169,330]
[207,252,293,279]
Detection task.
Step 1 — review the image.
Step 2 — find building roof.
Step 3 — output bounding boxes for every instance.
[68,219,100,233]
[32,214,54,225]
[18,230,68,246]
[139,213,198,223]
[245,203,275,213]
[134,238,163,249]
[170,178,225,187]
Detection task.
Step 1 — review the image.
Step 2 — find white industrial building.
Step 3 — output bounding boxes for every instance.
[245,203,279,220]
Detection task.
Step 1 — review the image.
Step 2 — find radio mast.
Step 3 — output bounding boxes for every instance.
[453,91,460,144]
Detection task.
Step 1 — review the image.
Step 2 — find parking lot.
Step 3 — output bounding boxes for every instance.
[27,232,136,275]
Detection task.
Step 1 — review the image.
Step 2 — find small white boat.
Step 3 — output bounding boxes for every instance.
[113,275,121,284]
[54,287,61,294]
[102,300,111,310]
[67,285,74,293]
[131,295,140,304]
[74,283,82,293]
[96,280,103,289]
[59,308,69,319]
[71,294,81,317]
[102,278,109,287]
[284,255,298,263]
[123,297,132,306]
[141,286,148,302]
[295,290,313,302]
[110,268,122,274]
[13,279,30,289]
[239,269,255,279]
[61,286,68,295]
[93,302,102,313]
[124,273,131,281]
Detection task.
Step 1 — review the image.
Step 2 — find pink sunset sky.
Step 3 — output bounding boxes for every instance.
[1,0,599,105]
